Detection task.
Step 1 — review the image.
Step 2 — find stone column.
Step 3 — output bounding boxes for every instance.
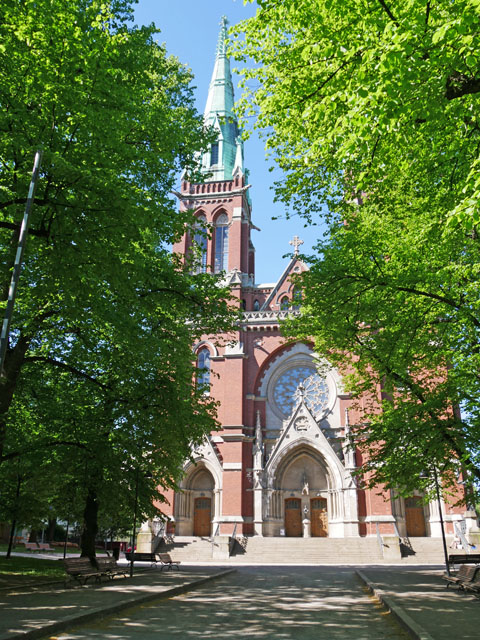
[303,518,311,538]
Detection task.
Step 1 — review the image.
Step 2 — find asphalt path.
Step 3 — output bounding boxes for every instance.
[52,566,409,640]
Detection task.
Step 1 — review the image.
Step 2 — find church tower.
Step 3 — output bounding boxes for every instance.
[173,16,255,283]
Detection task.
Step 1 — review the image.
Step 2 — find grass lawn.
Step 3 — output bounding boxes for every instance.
[0,555,65,579]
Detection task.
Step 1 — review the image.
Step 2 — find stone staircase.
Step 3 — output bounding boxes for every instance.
[398,536,452,564]
[159,534,458,565]
[158,536,462,565]
[229,536,384,564]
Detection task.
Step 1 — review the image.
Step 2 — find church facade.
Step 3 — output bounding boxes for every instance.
[162,19,472,543]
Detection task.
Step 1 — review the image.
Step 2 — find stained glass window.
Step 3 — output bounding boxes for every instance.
[273,366,329,417]
[214,213,229,272]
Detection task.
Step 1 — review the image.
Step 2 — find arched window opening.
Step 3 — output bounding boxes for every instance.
[197,349,211,392]
[280,296,289,311]
[292,286,302,310]
[253,299,260,311]
[214,213,229,273]
[241,299,246,310]
[193,215,208,273]
[210,142,219,166]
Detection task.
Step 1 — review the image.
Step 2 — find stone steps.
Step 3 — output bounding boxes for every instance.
[160,535,455,564]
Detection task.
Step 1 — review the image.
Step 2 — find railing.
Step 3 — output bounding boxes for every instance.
[229,523,238,557]
[393,521,400,538]
[375,522,385,554]
[211,524,220,553]
[151,520,167,553]
[241,310,300,323]
[454,521,471,552]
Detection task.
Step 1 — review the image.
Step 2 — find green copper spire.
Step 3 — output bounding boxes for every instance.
[202,16,244,182]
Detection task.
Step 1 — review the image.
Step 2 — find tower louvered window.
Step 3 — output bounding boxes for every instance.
[210,142,219,166]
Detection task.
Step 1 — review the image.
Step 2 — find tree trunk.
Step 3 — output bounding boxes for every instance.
[46,517,56,542]
[80,488,99,561]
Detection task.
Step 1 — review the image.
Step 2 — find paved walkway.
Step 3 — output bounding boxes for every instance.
[41,566,408,640]
[0,564,478,640]
[358,567,480,640]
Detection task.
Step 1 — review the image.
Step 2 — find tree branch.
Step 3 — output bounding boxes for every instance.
[376,0,398,25]
[23,356,112,391]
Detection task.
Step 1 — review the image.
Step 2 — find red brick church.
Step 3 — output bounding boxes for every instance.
[155,19,476,550]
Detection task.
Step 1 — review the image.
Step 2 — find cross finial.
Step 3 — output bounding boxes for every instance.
[289,235,304,255]
[216,16,229,57]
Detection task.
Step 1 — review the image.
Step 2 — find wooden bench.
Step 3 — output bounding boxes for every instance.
[63,557,106,586]
[124,552,158,567]
[96,557,128,580]
[442,565,479,590]
[23,543,40,552]
[463,571,480,598]
[37,542,55,552]
[448,553,480,567]
[158,553,180,571]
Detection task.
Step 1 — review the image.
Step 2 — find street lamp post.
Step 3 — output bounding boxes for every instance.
[432,466,451,576]
[130,466,140,578]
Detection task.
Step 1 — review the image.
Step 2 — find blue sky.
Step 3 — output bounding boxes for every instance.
[133,0,320,284]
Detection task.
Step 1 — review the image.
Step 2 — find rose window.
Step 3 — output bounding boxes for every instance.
[273,366,329,418]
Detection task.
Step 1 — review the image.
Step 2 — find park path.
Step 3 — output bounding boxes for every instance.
[54,566,409,640]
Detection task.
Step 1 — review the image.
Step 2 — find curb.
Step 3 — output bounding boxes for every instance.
[0,569,235,640]
[356,570,435,640]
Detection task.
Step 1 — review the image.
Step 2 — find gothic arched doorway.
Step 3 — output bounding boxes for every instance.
[176,466,216,537]
[274,446,332,538]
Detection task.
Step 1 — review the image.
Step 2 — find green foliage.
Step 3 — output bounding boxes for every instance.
[234,1,480,501]
[232,0,480,228]
[0,0,236,550]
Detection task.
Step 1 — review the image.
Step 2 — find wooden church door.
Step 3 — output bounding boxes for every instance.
[310,498,328,537]
[194,497,211,537]
[285,498,302,537]
[405,497,426,537]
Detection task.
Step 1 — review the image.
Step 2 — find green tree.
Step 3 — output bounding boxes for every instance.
[0,0,236,556]
[233,1,480,501]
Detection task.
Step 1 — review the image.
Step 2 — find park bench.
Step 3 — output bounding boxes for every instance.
[463,570,480,598]
[63,557,107,586]
[158,553,180,571]
[124,551,158,567]
[442,565,479,590]
[96,557,128,580]
[447,553,480,568]
[23,543,40,552]
[37,542,55,552]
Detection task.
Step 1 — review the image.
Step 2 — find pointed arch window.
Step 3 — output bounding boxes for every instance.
[253,299,260,311]
[210,142,219,166]
[197,349,211,392]
[280,296,289,311]
[193,215,208,273]
[214,213,229,273]
[292,286,302,310]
